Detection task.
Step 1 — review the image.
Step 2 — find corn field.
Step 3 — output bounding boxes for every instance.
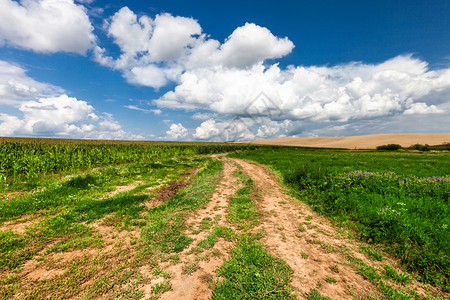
[0,140,255,180]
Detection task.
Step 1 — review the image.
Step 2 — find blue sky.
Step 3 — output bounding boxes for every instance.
[0,0,449,141]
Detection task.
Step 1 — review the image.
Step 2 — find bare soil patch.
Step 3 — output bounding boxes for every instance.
[153,180,191,203]
[0,213,43,233]
[247,133,450,149]
[151,159,241,300]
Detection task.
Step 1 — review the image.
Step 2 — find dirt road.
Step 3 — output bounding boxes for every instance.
[150,157,441,299]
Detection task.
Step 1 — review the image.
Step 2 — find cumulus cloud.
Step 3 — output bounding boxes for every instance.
[156,55,450,124]
[193,119,220,139]
[0,61,143,139]
[0,113,23,136]
[0,94,143,139]
[0,60,63,104]
[94,7,293,88]
[187,23,294,69]
[0,0,95,54]
[189,117,298,142]
[166,123,188,140]
[403,102,444,115]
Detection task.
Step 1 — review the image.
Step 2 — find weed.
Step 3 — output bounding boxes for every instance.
[306,288,330,300]
[212,235,295,299]
[197,233,218,251]
[359,245,385,261]
[325,276,337,284]
[383,264,412,284]
[227,177,259,230]
[329,264,339,273]
[182,263,199,275]
[230,148,450,291]
[151,280,172,297]
[213,226,235,241]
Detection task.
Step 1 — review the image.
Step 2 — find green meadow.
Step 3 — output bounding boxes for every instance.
[0,138,449,298]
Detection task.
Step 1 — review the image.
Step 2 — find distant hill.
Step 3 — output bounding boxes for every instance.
[246,133,450,149]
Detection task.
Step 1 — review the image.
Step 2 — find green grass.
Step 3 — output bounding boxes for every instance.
[212,235,295,300]
[0,155,223,299]
[306,288,330,300]
[227,174,260,230]
[229,148,450,291]
[212,164,295,299]
[383,264,413,284]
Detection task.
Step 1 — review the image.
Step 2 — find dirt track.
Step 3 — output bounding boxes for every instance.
[151,157,439,299]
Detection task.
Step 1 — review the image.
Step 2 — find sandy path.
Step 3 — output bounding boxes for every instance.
[155,158,242,300]
[232,158,380,299]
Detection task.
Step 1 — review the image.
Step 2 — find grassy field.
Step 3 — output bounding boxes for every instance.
[1,154,223,298]
[1,138,449,298]
[229,148,450,291]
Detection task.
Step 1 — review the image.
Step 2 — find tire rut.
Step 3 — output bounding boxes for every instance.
[232,158,380,299]
[151,158,242,300]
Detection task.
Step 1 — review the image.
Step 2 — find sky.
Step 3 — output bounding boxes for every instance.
[0,0,449,141]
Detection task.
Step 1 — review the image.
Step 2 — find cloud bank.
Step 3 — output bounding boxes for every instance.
[0,61,142,139]
[92,6,449,140]
[157,55,449,121]
[1,3,449,140]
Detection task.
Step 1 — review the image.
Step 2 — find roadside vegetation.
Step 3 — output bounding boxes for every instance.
[230,148,450,292]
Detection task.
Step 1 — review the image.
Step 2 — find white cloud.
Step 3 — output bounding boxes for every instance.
[19,95,98,134]
[156,55,450,125]
[0,60,64,105]
[190,117,300,142]
[0,95,144,139]
[166,123,188,140]
[404,102,444,115]
[147,13,202,63]
[187,22,294,69]
[191,112,215,120]
[124,64,182,89]
[0,0,95,54]
[193,119,220,139]
[95,7,293,88]
[0,61,143,139]
[124,105,161,115]
[0,113,23,136]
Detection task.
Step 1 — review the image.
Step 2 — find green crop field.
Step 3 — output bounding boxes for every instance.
[0,138,449,299]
